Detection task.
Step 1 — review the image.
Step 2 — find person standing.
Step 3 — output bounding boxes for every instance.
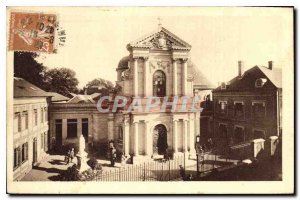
[111,147,117,167]
[70,148,75,164]
[65,149,71,165]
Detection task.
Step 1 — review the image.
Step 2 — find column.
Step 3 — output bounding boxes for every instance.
[133,121,139,156]
[133,58,139,96]
[183,119,188,153]
[182,59,188,96]
[189,118,196,155]
[88,116,93,144]
[173,119,178,153]
[172,59,178,96]
[123,118,130,157]
[62,119,67,142]
[145,121,151,156]
[77,118,82,138]
[143,57,149,97]
[107,114,114,141]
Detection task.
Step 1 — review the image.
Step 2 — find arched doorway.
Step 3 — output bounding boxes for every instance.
[153,70,166,97]
[153,124,168,155]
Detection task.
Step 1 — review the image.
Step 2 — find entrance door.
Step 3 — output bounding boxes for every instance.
[153,124,168,155]
[32,137,37,164]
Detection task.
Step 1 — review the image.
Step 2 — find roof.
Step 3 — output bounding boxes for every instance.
[188,62,216,89]
[127,26,191,51]
[214,65,282,92]
[14,77,52,98]
[67,94,96,104]
[47,92,70,102]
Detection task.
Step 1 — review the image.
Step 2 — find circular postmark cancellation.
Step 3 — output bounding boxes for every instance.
[9,11,59,53]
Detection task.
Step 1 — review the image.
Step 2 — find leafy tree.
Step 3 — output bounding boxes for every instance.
[85,78,114,91]
[44,68,79,96]
[14,51,47,89]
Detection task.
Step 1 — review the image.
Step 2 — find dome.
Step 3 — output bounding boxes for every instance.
[188,61,215,90]
[117,55,130,70]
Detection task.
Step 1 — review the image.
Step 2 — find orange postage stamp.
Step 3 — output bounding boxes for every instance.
[9,12,57,53]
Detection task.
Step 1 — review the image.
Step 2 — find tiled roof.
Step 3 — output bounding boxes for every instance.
[14,77,51,98]
[214,65,282,92]
[47,92,70,102]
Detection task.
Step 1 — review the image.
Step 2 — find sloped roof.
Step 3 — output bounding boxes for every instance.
[14,77,51,98]
[214,65,282,92]
[188,62,216,89]
[67,94,96,104]
[47,92,70,102]
[127,26,191,50]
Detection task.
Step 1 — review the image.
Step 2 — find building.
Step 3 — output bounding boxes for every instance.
[13,77,52,180]
[49,25,213,160]
[212,61,282,152]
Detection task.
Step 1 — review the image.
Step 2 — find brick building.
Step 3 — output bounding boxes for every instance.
[212,61,282,152]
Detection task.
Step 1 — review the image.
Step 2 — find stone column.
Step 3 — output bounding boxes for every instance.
[183,119,188,153]
[133,121,139,156]
[62,119,67,142]
[270,136,279,157]
[182,59,188,96]
[133,58,139,97]
[189,118,196,157]
[145,121,151,156]
[143,57,149,97]
[123,118,130,157]
[173,119,178,153]
[172,59,178,96]
[107,113,114,141]
[252,138,265,158]
[77,118,82,138]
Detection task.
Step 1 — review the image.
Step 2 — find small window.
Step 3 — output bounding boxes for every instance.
[234,101,244,118]
[14,146,21,170]
[218,101,227,114]
[34,109,38,126]
[221,82,226,90]
[252,101,266,118]
[41,108,44,123]
[23,111,28,129]
[15,112,21,132]
[21,142,28,163]
[255,78,267,88]
[234,126,245,144]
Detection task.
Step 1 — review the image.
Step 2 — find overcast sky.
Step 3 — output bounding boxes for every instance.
[28,7,292,88]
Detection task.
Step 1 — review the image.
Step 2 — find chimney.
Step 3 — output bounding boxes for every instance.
[238,61,244,77]
[268,61,273,70]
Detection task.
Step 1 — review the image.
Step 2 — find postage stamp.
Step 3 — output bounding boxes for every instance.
[9,12,57,53]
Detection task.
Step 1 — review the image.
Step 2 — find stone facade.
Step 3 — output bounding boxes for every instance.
[13,96,49,180]
[49,26,215,160]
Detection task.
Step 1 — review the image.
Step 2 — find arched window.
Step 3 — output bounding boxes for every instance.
[153,70,166,97]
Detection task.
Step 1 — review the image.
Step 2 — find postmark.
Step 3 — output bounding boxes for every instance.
[9,12,57,53]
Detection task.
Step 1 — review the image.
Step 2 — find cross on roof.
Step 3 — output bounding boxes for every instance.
[158,17,162,27]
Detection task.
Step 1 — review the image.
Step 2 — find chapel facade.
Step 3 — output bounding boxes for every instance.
[48,25,214,160]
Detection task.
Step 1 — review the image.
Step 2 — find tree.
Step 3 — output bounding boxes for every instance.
[14,51,48,89]
[44,68,79,96]
[85,78,114,91]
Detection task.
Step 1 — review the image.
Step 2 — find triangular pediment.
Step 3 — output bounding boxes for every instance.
[127,27,192,51]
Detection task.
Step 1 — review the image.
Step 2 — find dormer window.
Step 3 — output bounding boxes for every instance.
[255,78,267,88]
[221,82,226,90]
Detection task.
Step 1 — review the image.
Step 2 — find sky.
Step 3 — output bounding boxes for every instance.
[27,7,293,88]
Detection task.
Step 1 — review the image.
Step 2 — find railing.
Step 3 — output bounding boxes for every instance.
[89,155,185,181]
